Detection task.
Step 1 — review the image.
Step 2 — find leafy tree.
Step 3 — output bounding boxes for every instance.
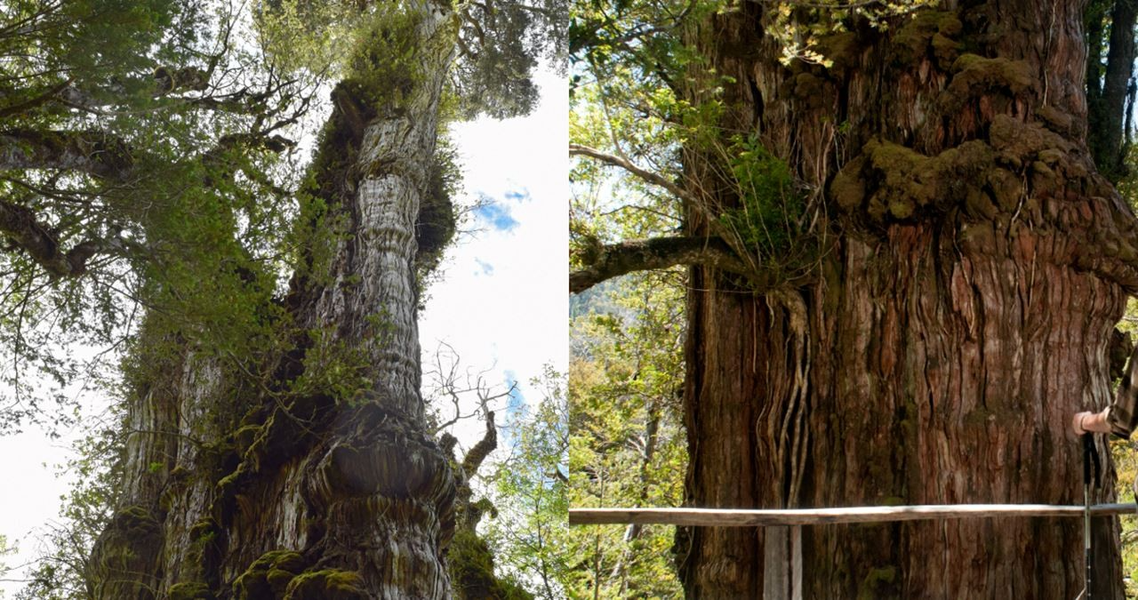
[484,366,571,600]
[0,534,12,598]
[566,271,686,598]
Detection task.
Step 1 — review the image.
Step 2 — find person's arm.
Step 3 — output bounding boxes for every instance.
[1072,408,1112,435]
[1073,340,1138,438]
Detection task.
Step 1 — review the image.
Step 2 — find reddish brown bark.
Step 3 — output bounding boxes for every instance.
[677,1,1138,597]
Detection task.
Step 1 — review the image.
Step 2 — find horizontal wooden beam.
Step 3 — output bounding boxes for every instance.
[569,504,1138,527]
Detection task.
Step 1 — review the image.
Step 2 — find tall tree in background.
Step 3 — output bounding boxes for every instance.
[1086,0,1137,183]
[0,0,562,598]
[567,273,686,598]
[572,0,1138,596]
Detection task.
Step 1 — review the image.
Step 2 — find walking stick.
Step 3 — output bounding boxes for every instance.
[1082,433,1101,600]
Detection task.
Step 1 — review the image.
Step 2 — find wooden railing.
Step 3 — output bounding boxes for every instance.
[569,503,1138,527]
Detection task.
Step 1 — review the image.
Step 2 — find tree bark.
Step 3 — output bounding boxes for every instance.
[676,1,1138,597]
[86,2,461,598]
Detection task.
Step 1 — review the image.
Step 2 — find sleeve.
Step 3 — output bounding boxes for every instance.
[1108,341,1138,439]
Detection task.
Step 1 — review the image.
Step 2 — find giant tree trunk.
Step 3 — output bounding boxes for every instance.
[677,1,1138,597]
[86,2,460,598]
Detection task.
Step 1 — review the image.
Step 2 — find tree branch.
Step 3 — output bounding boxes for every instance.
[569,143,690,201]
[0,199,109,277]
[0,78,73,119]
[461,410,497,480]
[570,236,746,293]
[0,129,132,180]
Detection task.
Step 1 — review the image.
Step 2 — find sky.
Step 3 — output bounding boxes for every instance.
[0,67,566,596]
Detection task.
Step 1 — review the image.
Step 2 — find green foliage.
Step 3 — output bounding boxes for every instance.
[482,367,571,600]
[718,135,806,257]
[1,0,555,597]
[0,0,316,435]
[450,530,534,600]
[1114,297,1138,598]
[570,0,825,292]
[286,326,372,405]
[0,534,12,598]
[259,0,567,121]
[567,273,686,598]
[1112,437,1138,598]
[758,0,941,67]
[453,0,567,119]
[416,136,461,299]
[340,6,424,110]
[15,411,124,600]
[253,0,358,76]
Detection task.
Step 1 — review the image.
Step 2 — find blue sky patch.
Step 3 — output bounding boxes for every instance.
[474,259,494,276]
[497,371,526,448]
[505,370,525,416]
[473,201,519,232]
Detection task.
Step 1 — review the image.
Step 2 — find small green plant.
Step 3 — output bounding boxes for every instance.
[718,135,807,258]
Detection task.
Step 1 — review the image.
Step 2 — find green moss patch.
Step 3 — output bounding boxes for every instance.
[169,582,215,600]
[86,505,164,599]
[891,10,963,67]
[946,54,1032,106]
[988,114,1070,159]
[283,569,367,600]
[1036,105,1073,133]
[856,139,994,221]
[449,530,533,600]
[234,550,307,599]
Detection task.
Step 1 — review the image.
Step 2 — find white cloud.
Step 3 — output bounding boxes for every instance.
[419,66,567,447]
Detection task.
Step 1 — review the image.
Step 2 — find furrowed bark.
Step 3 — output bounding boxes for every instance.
[676,1,1138,597]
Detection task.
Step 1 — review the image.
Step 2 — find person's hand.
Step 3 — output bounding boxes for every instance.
[1072,409,1109,435]
[1072,411,1095,435]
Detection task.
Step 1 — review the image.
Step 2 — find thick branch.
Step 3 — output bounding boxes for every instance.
[461,410,497,480]
[569,143,691,201]
[0,199,106,276]
[570,236,746,293]
[0,129,132,179]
